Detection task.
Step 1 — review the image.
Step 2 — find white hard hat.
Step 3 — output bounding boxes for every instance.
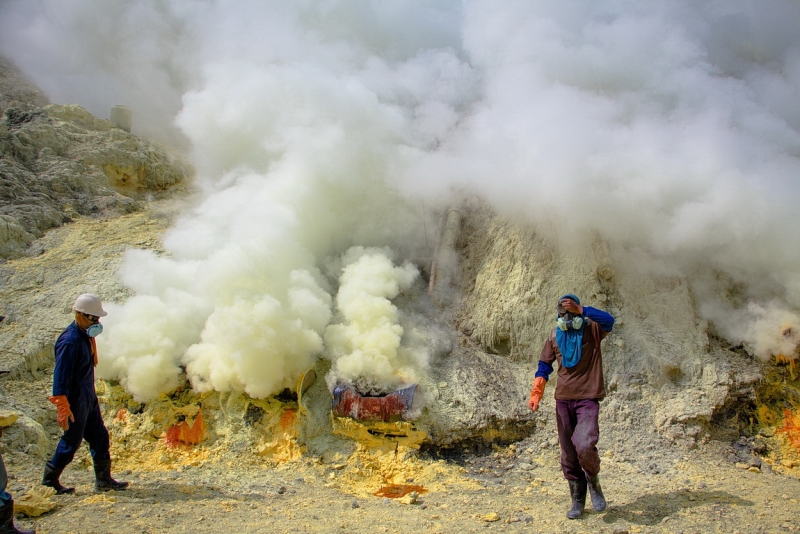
[72,294,107,317]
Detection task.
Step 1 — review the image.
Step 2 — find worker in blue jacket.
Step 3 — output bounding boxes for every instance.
[42,295,128,494]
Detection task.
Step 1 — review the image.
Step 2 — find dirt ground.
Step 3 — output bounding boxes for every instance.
[4,399,800,534]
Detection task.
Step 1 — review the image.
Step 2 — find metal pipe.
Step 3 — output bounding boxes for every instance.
[429,207,462,296]
[110,105,132,133]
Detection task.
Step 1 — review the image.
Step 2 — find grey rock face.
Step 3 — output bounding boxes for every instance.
[0,101,192,260]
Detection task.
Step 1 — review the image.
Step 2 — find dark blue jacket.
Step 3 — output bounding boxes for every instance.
[52,322,95,398]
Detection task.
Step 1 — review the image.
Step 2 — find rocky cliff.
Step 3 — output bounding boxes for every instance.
[0,56,797,483]
[0,57,191,261]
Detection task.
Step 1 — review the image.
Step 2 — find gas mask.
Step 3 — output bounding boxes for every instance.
[86,323,104,337]
[557,312,584,331]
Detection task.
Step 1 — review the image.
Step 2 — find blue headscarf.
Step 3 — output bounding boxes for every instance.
[555,294,584,368]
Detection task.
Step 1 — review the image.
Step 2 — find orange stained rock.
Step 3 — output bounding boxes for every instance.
[280,408,296,431]
[778,409,800,450]
[164,411,205,448]
[373,484,428,498]
[114,408,128,422]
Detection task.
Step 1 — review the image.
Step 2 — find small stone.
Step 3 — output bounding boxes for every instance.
[382,498,390,504]
[747,466,760,474]
[735,462,749,469]
[0,411,19,427]
[351,501,360,509]
[398,494,417,505]
[481,512,500,522]
[438,382,448,388]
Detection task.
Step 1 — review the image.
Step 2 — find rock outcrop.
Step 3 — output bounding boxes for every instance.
[0,59,192,260]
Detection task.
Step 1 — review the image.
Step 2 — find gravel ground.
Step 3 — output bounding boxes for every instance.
[4,425,800,534]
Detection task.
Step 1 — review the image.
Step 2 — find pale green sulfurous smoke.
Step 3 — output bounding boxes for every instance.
[324,246,427,395]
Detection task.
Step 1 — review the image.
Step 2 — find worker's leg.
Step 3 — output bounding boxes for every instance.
[556,399,588,519]
[571,399,606,511]
[43,393,88,494]
[83,397,127,491]
[555,400,585,480]
[82,399,110,463]
[0,453,10,504]
[49,395,89,470]
[571,399,601,477]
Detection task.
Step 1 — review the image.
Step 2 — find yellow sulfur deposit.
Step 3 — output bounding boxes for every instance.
[13,486,55,517]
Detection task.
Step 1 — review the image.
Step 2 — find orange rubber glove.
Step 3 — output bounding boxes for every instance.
[528,377,547,411]
[49,395,74,430]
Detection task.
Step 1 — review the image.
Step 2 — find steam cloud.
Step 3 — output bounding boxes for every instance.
[2,1,800,399]
[324,246,424,394]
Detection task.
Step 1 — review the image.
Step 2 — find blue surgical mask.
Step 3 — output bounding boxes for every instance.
[86,323,103,337]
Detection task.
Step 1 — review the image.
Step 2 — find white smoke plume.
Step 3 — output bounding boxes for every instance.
[2,1,800,399]
[324,246,423,394]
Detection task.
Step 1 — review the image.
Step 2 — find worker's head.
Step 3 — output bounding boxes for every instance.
[557,294,580,313]
[556,294,583,331]
[72,294,106,337]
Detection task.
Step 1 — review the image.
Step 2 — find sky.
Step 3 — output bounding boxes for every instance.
[1,0,799,401]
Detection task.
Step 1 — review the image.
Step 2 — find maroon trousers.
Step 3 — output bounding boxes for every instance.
[555,399,601,481]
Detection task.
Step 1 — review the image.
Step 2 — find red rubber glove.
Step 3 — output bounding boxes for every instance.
[49,395,74,430]
[528,377,546,411]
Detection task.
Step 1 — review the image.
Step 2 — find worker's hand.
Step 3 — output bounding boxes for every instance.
[559,298,583,315]
[49,395,74,431]
[528,377,547,411]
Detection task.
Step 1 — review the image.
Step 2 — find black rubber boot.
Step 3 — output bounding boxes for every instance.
[587,474,607,511]
[93,460,129,492]
[566,479,587,519]
[41,462,74,495]
[0,499,36,534]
